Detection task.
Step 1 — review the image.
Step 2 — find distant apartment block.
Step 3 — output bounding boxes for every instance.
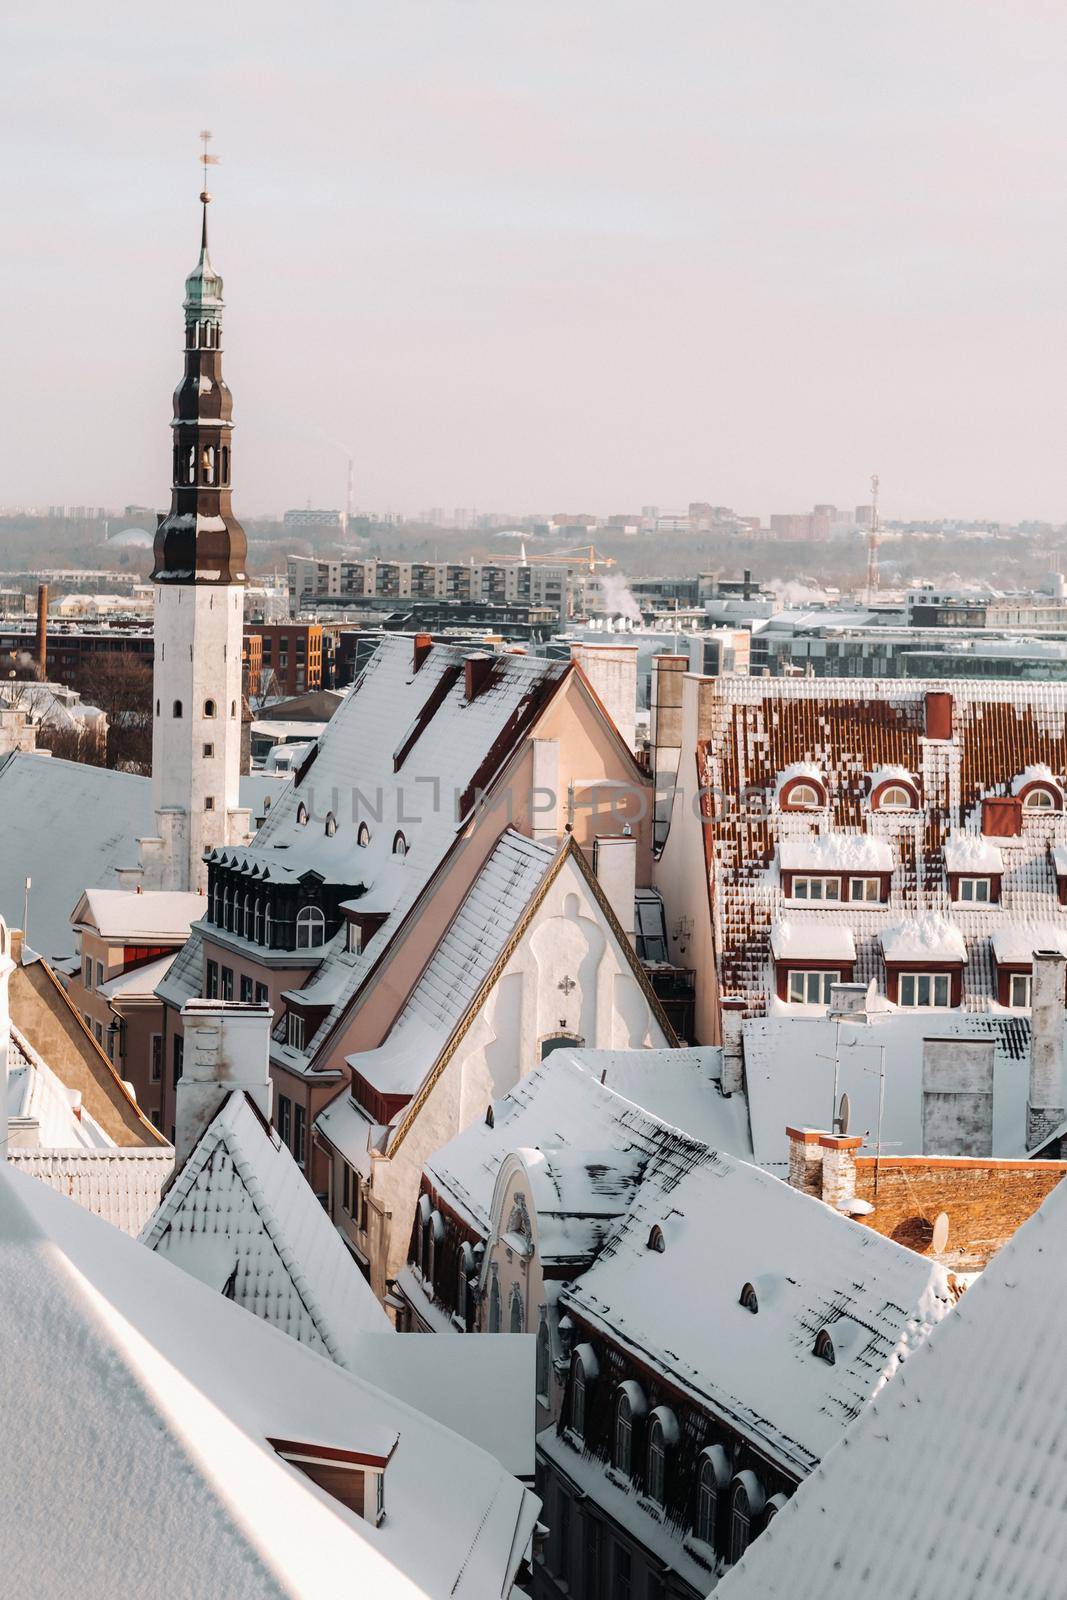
[287,555,577,622]
[245,623,324,695]
[282,507,345,529]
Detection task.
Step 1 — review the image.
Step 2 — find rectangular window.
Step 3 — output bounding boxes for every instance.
[255,981,269,1004]
[556,1490,571,1582]
[1010,972,1032,1007]
[898,971,952,1008]
[583,1513,602,1600]
[172,1033,184,1089]
[150,1108,163,1130]
[95,960,104,988]
[787,969,840,1005]
[240,974,253,1002]
[287,1012,306,1051]
[83,956,92,987]
[613,1544,632,1600]
[94,1020,103,1045]
[347,921,362,955]
[150,1034,162,1082]
[205,960,219,999]
[221,966,234,1001]
[277,1094,292,1149]
[293,1103,307,1168]
[203,742,214,758]
[342,1164,351,1213]
[849,877,882,902]
[957,877,991,903]
[791,876,841,902]
[204,795,215,811]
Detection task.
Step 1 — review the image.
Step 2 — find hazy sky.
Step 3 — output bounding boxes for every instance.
[3,1,1067,521]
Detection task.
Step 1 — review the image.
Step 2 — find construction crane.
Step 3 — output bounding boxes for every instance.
[540,544,616,572]
[865,473,880,605]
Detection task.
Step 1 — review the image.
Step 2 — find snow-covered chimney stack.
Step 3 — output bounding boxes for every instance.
[175,999,273,1168]
[593,834,637,945]
[1028,949,1066,1150]
[720,998,746,1095]
[786,1126,862,1210]
[0,919,14,1161]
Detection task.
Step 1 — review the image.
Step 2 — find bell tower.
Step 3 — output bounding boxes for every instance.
[143,135,250,891]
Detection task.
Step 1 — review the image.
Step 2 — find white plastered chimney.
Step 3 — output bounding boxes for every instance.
[175,999,274,1168]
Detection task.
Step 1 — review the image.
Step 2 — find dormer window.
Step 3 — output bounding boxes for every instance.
[1023,786,1059,810]
[268,1435,396,1526]
[788,969,842,1005]
[782,781,823,810]
[287,1012,306,1051]
[813,1329,836,1364]
[392,830,407,857]
[296,905,326,949]
[325,812,337,837]
[956,876,992,903]
[739,1282,758,1313]
[898,972,952,1007]
[647,1225,666,1253]
[296,802,309,826]
[357,822,371,847]
[878,784,911,809]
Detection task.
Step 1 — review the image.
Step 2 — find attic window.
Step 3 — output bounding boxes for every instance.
[813,1329,836,1365]
[739,1282,758,1314]
[392,830,407,857]
[874,783,915,810]
[296,802,309,826]
[485,1104,495,1128]
[647,1225,666,1253]
[1022,785,1060,810]
[325,812,337,837]
[267,1437,394,1526]
[357,822,371,847]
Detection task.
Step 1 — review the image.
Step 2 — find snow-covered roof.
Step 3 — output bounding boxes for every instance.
[142,1091,390,1357]
[774,761,824,801]
[561,1147,953,1476]
[880,913,966,964]
[0,1162,539,1599]
[75,888,205,940]
[98,951,176,1001]
[1011,762,1061,796]
[715,1166,1067,1600]
[244,636,571,1066]
[339,830,559,1100]
[771,919,856,962]
[425,1049,753,1245]
[866,764,916,794]
[943,831,1004,874]
[0,754,280,967]
[1055,843,1067,878]
[778,834,893,874]
[990,924,1067,965]
[7,1023,110,1149]
[742,1010,1035,1167]
[155,925,205,1011]
[7,1146,174,1235]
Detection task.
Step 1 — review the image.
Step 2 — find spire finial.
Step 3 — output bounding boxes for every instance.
[198,129,219,250]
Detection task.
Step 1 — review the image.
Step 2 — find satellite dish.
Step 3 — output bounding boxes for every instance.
[931,1212,950,1254]
[837,1092,851,1136]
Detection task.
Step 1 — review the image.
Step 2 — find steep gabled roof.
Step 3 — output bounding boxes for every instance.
[0,1162,538,1599]
[142,1092,390,1358]
[716,1162,1067,1600]
[562,1148,954,1477]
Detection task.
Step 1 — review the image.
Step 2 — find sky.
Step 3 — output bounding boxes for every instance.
[2,0,1067,522]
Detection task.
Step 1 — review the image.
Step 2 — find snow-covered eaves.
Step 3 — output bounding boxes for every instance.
[73,888,205,941]
[990,923,1067,965]
[778,835,893,874]
[7,1146,174,1235]
[771,919,856,962]
[943,832,1005,874]
[880,913,967,964]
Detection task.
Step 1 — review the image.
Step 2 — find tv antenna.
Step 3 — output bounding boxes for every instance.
[865,472,881,605]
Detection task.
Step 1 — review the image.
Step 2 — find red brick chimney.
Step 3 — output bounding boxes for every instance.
[34,584,48,678]
[924,691,953,741]
[464,652,495,702]
[786,1126,863,1209]
[412,633,433,673]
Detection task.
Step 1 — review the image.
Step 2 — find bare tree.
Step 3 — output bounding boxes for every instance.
[36,719,107,767]
[75,653,154,773]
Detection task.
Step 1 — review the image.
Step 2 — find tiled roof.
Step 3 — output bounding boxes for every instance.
[8,1146,175,1235]
[697,678,1067,1014]
[716,1163,1067,1600]
[142,1091,390,1357]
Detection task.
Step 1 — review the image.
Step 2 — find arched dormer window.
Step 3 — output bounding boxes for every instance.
[296,802,309,826]
[1022,784,1061,811]
[764,1493,788,1527]
[509,1285,525,1334]
[253,899,264,944]
[570,1345,598,1440]
[422,1209,443,1288]
[739,1282,758,1314]
[212,879,223,925]
[647,1225,666,1253]
[872,781,918,810]
[646,1408,678,1505]
[613,1382,646,1477]
[457,1243,475,1327]
[357,821,371,847]
[295,905,326,949]
[203,698,216,718]
[730,1473,765,1564]
[778,773,826,811]
[324,812,337,837]
[536,1315,551,1401]
[223,886,233,932]
[264,903,273,949]
[488,1271,502,1333]
[696,1445,730,1549]
[813,1328,836,1364]
[172,699,183,719]
[485,1104,495,1128]
[392,830,407,858]
[242,892,252,940]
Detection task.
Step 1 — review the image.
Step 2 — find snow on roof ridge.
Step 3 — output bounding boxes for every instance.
[880,912,967,963]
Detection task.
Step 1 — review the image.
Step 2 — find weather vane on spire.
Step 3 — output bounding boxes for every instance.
[199,129,220,204]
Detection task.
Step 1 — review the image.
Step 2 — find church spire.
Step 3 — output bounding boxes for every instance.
[151,134,246,586]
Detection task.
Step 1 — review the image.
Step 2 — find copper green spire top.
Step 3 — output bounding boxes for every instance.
[185,131,224,321]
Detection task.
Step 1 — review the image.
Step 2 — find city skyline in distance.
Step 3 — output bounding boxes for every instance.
[3,0,1067,522]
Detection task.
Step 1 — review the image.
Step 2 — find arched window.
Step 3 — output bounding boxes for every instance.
[489,1273,502,1333]
[614,1390,634,1475]
[392,830,407,858]
[786,782,821,808]
[509,1285,525,1334]
[647,1225,666,1253]
[357,821,371,847]
[876,783,914,810]
[253,899,264,944]
[730,1473,765,1565]
[223,887,232,932]
[324,812,337,837]
[172,699,183,718]
[570,1347,599,1439]
[186,446,196,484]
[457,1243,475,1327]
[739,1282,759,1314]
[696,1447,730,1548]
[296,906,326,949]
[230,700,237,719]
[536,1316,551,1401]
[221,445,230,484]
[647,1419,666,1503]
[1023,785,1058,810]
[814,1329,836,1364]
[296,802,309,826]
[264,903,272,949]
[485,1104,495,1128]
[242,892,252,940]
[764,1493,788,1527]
[204,698,216,718]
[212,879,223,925]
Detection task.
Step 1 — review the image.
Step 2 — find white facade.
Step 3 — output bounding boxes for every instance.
[146,583,250,891]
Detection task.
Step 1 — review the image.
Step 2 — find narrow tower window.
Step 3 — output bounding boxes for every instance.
[204,698,217,718]
[172,700,183,719]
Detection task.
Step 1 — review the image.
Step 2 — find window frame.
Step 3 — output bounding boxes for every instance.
[790,875,842,902]
[295,905,326,950]
[898,970,952,1008]
[849,876,882,902]
[1009,971,1032,1008]
[787,968,840,1005]
[957,875,991,903]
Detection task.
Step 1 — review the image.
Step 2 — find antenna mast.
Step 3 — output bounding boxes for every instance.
[865,472,880,605]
